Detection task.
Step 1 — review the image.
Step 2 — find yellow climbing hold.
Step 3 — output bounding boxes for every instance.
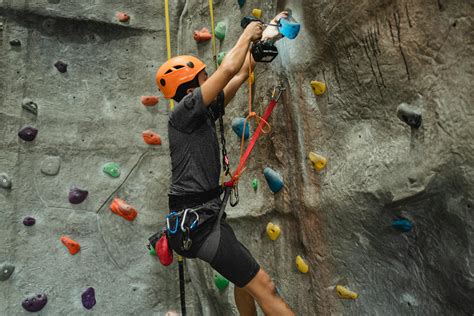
[249,71,255,84]
[252,8,262,19]
[310,80,326,96]
[266,222,281,241]
[336,285,358,299]
[308,152,327,171]
[295,255,309,273]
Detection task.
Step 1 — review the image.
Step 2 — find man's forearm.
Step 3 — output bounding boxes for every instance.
[220,33,252,76]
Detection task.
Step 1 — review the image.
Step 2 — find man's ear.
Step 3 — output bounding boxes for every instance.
[186,88,194,95]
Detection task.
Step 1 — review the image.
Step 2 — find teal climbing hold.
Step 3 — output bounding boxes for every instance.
[237,0,245,8]
[0,263,15,281]
[103,162,120,178]
[217,52,226,66]
[392,218,413,232]
[214,273,229,289]
[251,178,259,191]
[232,117,250,140]
[215,21,227,40]
[263,167,284,193]
[0,173,12,189]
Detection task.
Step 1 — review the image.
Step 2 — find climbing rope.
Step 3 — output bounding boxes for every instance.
[164,0,175,110]
[208,0,218,69]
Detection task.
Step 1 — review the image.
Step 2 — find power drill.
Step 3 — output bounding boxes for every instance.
[240,16,279,62]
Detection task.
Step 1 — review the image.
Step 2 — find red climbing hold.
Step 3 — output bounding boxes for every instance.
[193,28,212,42]
[61,236,81,255]
[116,12,130,22]
[155,233,173,266]
[141,96,159,106]
[142,130,161,145]
[109,198,138,221]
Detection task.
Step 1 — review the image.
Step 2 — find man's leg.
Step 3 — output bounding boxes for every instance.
[234,286,257,316]
[244,268,295,316]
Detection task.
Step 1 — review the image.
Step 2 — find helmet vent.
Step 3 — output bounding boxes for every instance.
[160,79,166,86]
[186,61,194,68]
[174,65,184,70]
[164,69,173,74]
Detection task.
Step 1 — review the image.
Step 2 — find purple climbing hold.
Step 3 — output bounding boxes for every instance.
[22,293,48,312]
[54,61,68,73]
[23,216,36,226]
[81,287,96,309]
[18,126,38,141]
[69,187,88,204]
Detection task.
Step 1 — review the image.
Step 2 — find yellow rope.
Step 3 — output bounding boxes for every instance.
[164,0,174,110]
[208,0,218,69]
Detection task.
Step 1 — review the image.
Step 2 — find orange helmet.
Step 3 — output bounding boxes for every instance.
[156,55,206,99]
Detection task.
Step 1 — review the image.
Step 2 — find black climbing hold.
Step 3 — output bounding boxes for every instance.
[0,173,12,189]
[81,287,96,309]
[22,293,48,312]
[23,216,36,226]
[69,187,88,204]
[54,61,68,73]
[0,264,15,281]
[18,126,38,141]
[397,103,422,128]
[9,39,21,46]
[22,98,38,115]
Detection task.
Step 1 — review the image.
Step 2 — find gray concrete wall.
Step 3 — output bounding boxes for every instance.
[1,0,473,315]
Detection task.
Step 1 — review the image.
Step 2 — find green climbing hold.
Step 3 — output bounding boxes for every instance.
[103,162,120,178]
[217,52,226,66]
[214,273,229,289]
[251,178,259,191]
[215,21,226,40]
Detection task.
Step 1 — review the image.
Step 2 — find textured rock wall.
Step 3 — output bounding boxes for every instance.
[1,0,473,315]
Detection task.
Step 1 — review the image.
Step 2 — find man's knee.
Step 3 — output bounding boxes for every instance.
[245,269,278,300]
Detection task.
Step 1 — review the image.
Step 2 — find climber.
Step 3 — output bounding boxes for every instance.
[155,11,294,316]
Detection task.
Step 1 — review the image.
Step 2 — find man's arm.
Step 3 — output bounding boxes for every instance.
[200,21,262,107]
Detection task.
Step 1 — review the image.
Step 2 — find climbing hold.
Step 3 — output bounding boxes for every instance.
[214,273,229,289]
[22,293,48,312]
[40,156,61,176]
[81,287,96,310]
[9,39,21,46]
[103,162,120,178]
[109,198,138,221]
[23,216,36,226]
[392,218,413,232]
[18,126,38,141]
[0,173,12,189]
[397,103,422,128]
[193,28,212,42]
[54,61,68,73]
[142,130,162,145]
[61,236,81,255]
[155,233,173,266]
[215,21,227,40]
[237,0,245,8]
[116,12,130,22]
[232,117,250,140]
[336,285,358,299]
[249,71,255,84]
[266,222,281,241]
[251,178,259,191]
[0,263,15,281]
[69,187,88,204]
[263,167,284,193]
[22,98,38,115]
[141,96,159,106]
[308,152,327,171]
[217,51,226,66]
[165,311,179,316]
[252,8,262,19]
[310,80,326,96]
[295,255,309,273]
[278,18,301,40]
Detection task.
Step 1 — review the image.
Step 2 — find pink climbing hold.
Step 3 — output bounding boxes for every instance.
[116,12,130,22]
[18,126,38,141]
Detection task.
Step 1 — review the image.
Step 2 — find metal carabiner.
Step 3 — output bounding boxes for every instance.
[230,185,240,207]
[166,212,180,235]
[271,85,286,102]
[181,209,200,232]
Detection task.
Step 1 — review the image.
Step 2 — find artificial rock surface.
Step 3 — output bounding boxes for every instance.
[0,0,473,315]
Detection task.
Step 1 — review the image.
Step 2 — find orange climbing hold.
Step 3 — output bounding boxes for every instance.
[109,198,138,221]
[116,12,130,22]
[60,236,81,255]
[193,28,212,42]
[141,96,159,106]
[142,130,161,145]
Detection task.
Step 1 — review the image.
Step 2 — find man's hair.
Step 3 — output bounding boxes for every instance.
[173,75,200,102]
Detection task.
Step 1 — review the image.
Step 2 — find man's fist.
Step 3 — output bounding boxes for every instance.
[262,11,289,42]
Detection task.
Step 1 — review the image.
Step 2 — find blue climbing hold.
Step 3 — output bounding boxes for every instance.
[263,167,284,193]
[278,18,300,40]
[392,219,413,232]
[237,0,245,8]
[232,117,250,140]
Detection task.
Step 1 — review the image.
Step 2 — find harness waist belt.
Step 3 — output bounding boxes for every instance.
[169,186,223,210]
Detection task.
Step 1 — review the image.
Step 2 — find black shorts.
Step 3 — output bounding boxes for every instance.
[167,202,260,288]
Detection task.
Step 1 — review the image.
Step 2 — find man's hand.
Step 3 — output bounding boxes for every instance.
[262,11,289,42]
[243,21,264,42]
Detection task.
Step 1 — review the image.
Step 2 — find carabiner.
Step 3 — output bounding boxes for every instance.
[230,185,239,207]
[271,86,286,102]
[166,212,180,235]
[181,209,200,232]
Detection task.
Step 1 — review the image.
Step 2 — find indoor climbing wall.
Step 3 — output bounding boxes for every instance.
[1,0,473,315]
